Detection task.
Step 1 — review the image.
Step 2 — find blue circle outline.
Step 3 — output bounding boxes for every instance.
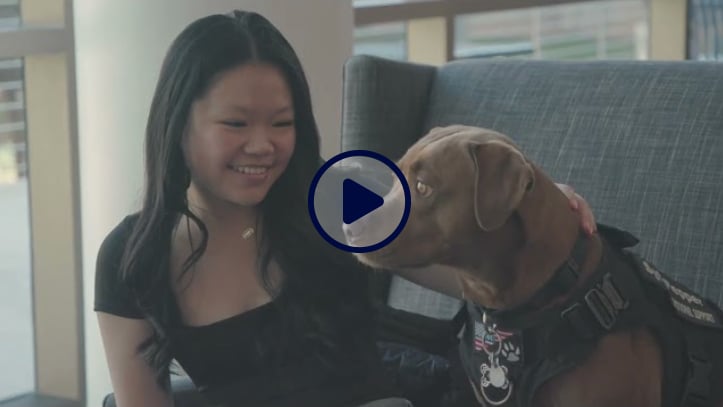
[308,150,411,253]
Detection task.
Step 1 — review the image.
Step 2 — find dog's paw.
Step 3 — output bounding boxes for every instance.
[501,341,520,362]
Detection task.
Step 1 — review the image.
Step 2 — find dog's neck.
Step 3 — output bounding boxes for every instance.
[455,167,602,311]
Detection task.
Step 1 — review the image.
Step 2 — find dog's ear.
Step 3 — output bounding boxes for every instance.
[469,140,535,231]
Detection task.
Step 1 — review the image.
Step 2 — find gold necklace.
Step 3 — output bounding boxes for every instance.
[187,202,256,240]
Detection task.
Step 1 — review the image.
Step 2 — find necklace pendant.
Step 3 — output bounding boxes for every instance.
[242,227,255,240]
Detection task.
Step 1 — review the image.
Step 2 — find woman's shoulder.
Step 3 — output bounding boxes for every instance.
[94,212,145,319]
[109,212,141,240]
[98,213,141,259]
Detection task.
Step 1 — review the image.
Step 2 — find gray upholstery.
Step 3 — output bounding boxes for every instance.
[341,55,723,316]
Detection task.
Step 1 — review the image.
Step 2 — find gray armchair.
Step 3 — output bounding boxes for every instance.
[102,376,203,407]
[341,54,723,311]
[341,54,723,405]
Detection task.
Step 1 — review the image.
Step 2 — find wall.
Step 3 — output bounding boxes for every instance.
[73,1,353,405]
[649,0,687,60]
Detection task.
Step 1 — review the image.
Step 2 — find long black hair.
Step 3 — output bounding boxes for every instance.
[119,10,374,388]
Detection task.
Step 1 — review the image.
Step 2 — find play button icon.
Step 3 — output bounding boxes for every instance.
[309,150,411,253]
[342,179,384,225]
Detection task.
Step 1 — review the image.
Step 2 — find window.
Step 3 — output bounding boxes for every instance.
[352,0,650,63]
[0,0,20,30]
[455,0,649,60]
[353,0,432,6]
[0,0,81,404]
[0,56,34,402]
[0,11,32,404]
[687,0,723,60]
[0,57,33,404]
[353,22,407,61]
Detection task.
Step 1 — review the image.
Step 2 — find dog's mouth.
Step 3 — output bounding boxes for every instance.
[344,235,374,248]
[354,250,396,269]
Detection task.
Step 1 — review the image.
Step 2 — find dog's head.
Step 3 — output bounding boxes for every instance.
[346,125,536,269]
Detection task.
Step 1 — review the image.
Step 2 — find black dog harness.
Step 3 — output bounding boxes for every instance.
[456,224,723,407]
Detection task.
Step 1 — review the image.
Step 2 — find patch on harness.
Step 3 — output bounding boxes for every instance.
[460,303,525,406]
[638,258,723,329]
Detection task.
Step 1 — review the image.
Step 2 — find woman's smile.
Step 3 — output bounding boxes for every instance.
[227,164,269,175]
[227,163,272,185]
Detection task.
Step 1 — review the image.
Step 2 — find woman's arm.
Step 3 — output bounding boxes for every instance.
[97,312,173,407]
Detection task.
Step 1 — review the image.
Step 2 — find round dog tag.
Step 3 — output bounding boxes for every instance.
[480,361,513,405]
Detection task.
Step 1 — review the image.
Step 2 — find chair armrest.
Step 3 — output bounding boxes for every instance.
[101,376,204,407]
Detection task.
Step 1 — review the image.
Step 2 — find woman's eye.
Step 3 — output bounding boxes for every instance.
[222,120,247,128]
[272,120,295,128]
[416,180,432,196]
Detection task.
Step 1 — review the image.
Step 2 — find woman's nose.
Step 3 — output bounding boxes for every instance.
[243,128,275,155]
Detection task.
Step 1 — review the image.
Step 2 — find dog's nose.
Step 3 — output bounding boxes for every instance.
[343,218,366,243]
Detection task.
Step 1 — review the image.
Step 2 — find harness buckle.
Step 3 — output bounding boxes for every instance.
[584,288,617,330]
[562,273,629,337]
[584,273,630,330]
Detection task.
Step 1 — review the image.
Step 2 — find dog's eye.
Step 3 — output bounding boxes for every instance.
[416,180,432,196]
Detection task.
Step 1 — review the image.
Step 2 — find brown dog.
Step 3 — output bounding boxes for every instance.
[345,125,723,407]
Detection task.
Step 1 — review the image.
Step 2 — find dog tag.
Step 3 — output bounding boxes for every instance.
[480,359,513,406]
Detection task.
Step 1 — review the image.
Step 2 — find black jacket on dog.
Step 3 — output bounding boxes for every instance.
[456,224,723,407]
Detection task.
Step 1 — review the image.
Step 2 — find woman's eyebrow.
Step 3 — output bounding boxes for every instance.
[273,106,293,114]
[226,105,293,114]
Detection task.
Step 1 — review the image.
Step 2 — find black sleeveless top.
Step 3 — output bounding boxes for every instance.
[94,215,398,407]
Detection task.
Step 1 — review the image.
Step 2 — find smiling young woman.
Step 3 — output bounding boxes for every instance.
[93,10,411,407]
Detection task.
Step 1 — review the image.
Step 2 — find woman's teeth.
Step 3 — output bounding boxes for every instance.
[230,165,268,175]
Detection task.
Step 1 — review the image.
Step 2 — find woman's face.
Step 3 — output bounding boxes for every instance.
[183,63,296,209]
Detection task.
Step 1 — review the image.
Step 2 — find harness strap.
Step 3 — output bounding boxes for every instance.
[626,251,723,407]
[559,242,649,340]
[484,235,588,329]
[456,224,723,407]
[680,326,715,407]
